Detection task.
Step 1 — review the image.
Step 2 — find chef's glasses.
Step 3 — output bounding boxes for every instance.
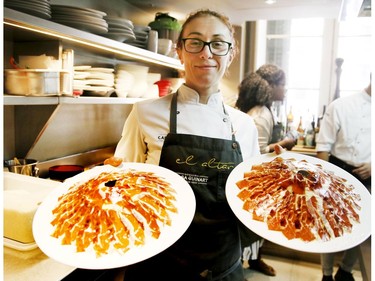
[181,38,232,56]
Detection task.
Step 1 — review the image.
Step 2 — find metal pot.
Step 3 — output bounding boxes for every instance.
[4,159,39,177]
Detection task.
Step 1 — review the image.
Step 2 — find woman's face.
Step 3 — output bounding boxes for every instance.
[272,82,286,101]
[177,15,234,94]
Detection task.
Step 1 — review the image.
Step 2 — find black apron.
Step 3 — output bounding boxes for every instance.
[123,93,244,281]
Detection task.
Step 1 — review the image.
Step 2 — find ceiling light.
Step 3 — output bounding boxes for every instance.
[265,0,276,4]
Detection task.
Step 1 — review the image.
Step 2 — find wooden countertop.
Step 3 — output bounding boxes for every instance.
[291,146,317,156]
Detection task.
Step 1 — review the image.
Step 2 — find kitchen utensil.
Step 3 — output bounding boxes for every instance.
[147,30,158,52]
[157,38,172,55]
[4,158,39,177]
[148,12,181,43]
[155,80,172,97]
[49,165,84,181]
[5,69,60,96]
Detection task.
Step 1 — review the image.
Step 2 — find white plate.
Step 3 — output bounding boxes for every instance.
[134,30,149,37]
[73,80,89,87]
[8,0,50,10]
[51,19,108,34]
[74,72,91,80]
[104,17,134,28]
[133,25,151,32]
[51,5,107,17]
[89,68,115,73]
[73,85,115,93]
[5,3,51,19]
[105,32,136,42]
[108,27,134,34]
[85,79,114,87]
[85,72,115,80]
[134,36,148,42]
[226,152,371,253]
[51,15,108,27]
[74,65,92,71]
[108,22,134,30]
[33,163,196,269]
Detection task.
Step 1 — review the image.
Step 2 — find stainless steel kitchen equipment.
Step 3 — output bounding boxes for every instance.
[4,158,39,177]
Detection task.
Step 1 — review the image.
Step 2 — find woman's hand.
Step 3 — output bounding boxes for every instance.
[103,156,123,167]
[274,144,285,155]
[280,138,296,151]
[352,163,371,180]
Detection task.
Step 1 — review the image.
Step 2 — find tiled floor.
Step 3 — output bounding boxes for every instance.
[244,255,363,281]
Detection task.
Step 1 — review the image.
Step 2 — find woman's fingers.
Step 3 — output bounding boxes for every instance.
[274,144,285,155]
[103,156,123,167]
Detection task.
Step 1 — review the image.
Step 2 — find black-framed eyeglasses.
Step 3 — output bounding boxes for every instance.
[181,38,232,56]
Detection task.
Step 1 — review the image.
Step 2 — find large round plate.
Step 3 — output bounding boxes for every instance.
[5,3,51,19]
[51,14,108,27]
[51,19,108,34]
[33,163,196,269]
[51,5,107,17]
[226,152,371,253]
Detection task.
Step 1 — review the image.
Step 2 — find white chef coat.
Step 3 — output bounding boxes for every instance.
[115,84,260,164]
[316,90,371,166]
[248,105,274,154]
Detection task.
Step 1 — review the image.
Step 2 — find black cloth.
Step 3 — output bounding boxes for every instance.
[123,93,245,281]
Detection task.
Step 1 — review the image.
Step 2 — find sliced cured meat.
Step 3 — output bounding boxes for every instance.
[236,157,361,242]
[51,169,177,256]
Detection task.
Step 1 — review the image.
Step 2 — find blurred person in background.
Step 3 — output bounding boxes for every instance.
[236,64,296,154]
[316,79,371,281]
[235,64,295,276]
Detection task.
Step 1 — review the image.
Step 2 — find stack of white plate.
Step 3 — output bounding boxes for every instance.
[51,5,108,35]
[103,16,136,43]
[73,66,115,96]
[4,0,51,19]
[128,25,151,49]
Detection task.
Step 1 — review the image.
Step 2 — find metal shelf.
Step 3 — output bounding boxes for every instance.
[3,95,144,105]
[4,8,183,70]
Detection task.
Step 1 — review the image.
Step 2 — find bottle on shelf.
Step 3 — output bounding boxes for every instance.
[296,116,305,146]
[314,105,326,145]
[305,115,315,147]
[316,105,326,130]
[286,106,294,133]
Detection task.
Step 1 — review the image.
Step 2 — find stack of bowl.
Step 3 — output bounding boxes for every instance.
[114,69,134,98]
[116,64,149,98]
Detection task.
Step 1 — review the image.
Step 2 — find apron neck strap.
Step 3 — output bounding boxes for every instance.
[170,92,178,133]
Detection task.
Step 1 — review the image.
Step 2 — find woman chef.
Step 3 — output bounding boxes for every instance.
[111,9,260,281]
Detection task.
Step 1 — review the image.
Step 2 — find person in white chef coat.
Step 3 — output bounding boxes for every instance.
[316,79,371,281]
[111,9,260,281]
